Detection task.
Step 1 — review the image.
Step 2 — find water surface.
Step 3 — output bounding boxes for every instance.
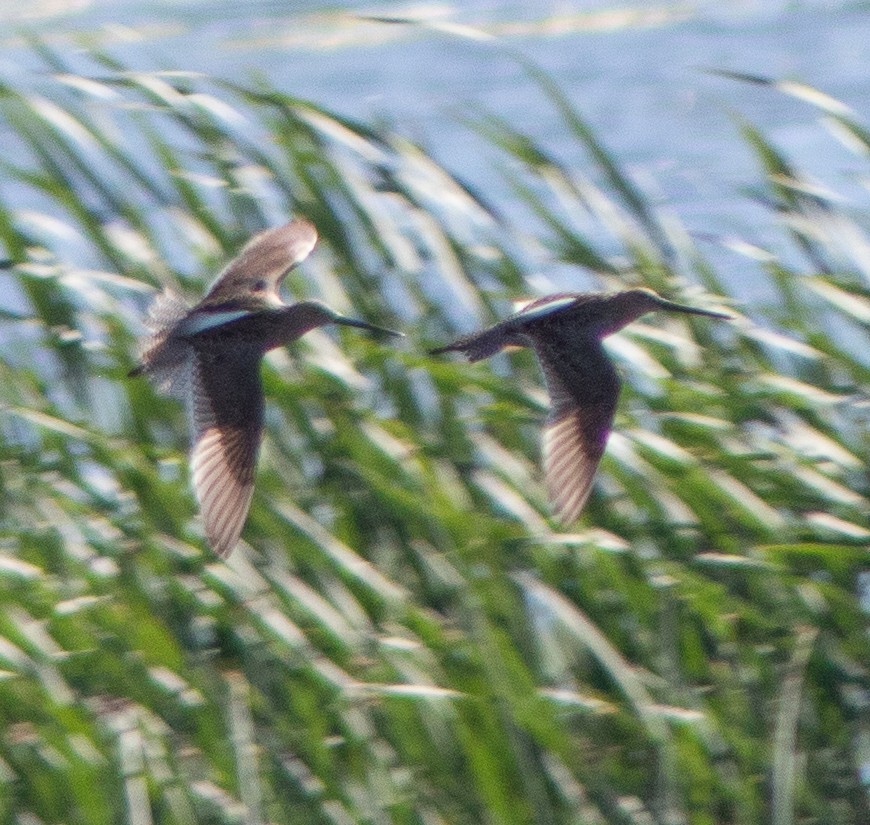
[3,1,869,296]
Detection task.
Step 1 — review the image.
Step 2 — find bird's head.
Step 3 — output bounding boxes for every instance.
[602,288,729,335]
[261,300,403,348]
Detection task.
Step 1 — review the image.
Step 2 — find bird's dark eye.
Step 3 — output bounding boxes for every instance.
[252,279,267,292]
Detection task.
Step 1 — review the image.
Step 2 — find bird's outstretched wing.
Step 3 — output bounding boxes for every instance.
[534,337,620,525]
[188,342,265,557]
[201,219,318,309]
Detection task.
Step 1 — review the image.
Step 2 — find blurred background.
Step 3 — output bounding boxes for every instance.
[6,0,870,294]
[0,2,868,824]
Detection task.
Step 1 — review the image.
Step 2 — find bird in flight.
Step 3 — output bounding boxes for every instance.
[431,288,729,525]
[131,218,402,557]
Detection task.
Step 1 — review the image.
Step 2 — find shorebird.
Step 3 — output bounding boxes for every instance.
[130,218,402,557]
[431,289,729,525]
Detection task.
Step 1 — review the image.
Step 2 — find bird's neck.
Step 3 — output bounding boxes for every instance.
[260,304,334,351]
[593,298,647,339]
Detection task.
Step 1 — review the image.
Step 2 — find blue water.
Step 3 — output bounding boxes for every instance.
[3,1,870,297]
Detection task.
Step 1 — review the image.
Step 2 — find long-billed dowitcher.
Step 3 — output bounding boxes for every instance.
[431,288,728,524]
[131,219,401,557]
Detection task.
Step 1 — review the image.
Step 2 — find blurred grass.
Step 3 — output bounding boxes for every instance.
[0,41,867,825]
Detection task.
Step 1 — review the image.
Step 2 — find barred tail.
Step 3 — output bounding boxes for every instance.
[143,289,190,332]
[131,337,193,396]
[129,290,193,395]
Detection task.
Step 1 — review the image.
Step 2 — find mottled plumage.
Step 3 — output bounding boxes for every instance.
[131,219,401,557]
[431,288,729,524]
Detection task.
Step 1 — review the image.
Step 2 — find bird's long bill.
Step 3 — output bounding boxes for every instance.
[334,316,404,338]
[655,298,731,320]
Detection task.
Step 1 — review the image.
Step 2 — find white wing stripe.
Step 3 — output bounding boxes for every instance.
[516,296,577,321]
[177,310,252,336]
